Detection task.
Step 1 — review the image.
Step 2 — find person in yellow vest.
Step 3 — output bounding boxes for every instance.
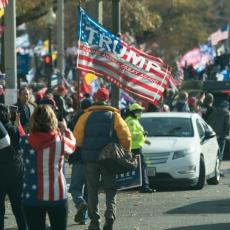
[125,103,154,193]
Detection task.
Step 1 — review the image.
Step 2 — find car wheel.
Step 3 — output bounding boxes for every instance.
[207,156,220,185]
[193,156,205,190]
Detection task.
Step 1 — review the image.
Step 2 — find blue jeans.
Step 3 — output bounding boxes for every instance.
[218,138,226,161]
[69,162,88,221]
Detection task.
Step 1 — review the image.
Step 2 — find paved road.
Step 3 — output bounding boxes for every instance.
[4,161,230,230]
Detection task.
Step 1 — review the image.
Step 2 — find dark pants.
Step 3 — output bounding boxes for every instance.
[84,162,117,228]
[218,138,226,161]
[0,167,27,230]
[22,202,68,230]
[132,148,150,189]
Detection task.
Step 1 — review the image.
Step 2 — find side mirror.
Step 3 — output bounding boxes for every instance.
[205,129,216,139]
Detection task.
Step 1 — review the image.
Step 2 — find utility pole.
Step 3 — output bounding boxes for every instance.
[111,0,120,108]
[86,0,103,24]
[0,15,5,72]
[57,0,65,76]
[4,0,17,105]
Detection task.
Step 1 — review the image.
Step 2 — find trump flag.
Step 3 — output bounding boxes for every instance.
[76,7,172,105]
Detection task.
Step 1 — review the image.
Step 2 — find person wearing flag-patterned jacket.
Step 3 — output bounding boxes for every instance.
[19,105,76,230]
[125,103,154,193]
[73,87,131,230]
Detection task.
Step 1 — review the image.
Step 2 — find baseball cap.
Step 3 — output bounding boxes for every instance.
[93,87,109,101]
[129,103,145,111]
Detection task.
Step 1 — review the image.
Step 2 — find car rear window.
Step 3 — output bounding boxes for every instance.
[140,117,194,137]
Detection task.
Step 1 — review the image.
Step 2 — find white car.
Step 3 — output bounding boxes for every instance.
[140,112,220,190]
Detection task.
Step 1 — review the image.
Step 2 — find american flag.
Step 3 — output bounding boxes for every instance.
[179,48,201,68]
[209,25,229,46]
[76,7,172,105]
[20,132,76,203]
[0,0,8,9]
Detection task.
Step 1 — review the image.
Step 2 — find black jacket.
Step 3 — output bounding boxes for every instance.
[207,108,230,139]
[15,100,31,130]
[0,121,23,169]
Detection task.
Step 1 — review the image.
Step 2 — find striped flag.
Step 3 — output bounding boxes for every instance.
[0,0,8,9]
[20,131,76,202]
[76,7,172,105]
[209,25,229,46]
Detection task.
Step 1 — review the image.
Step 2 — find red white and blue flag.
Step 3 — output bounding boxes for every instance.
[76,7,172,105]
[208,24,229,46]
[20,132,76,203]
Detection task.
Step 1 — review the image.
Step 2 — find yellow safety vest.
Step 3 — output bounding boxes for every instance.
[125,116,145,149]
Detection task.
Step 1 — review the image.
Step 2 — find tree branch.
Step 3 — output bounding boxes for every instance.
[16,0,74,26]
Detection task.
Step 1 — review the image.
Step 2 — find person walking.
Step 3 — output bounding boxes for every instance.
[125,103,154,193]
[68,98,93,225]
[207,100,230,162]
[73,87,131,230]
[19,105,76,230]
[0,104,27,230]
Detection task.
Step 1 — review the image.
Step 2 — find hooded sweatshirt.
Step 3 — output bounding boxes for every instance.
[20,130,76,206]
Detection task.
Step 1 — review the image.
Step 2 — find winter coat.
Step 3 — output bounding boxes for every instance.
[73,104,131,162]
[15,101,31,131]
[0,121,23,169]
[125,116,145,150]
[207,108,230,139]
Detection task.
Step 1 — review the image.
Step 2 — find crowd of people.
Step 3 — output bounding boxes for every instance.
[145,89,230,162]
[0,82,230,230]
[183,52,230,81]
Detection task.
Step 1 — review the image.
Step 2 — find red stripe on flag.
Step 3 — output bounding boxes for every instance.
[58,140,64,200]
[49,143,55,201]
[79,54,166,94]
[121,42,167,66]
[78,46,169,87]
[79,44,169,80]
[64,137,76,152]
[78,62,163,99]
[37,149,44,200]
[77,64,165,105]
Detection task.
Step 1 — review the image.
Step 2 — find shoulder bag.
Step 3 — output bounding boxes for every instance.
[98,112,138,174]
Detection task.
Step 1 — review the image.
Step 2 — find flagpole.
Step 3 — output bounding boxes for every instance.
[227,24,230,52]
[111,0,120,108]
[76,3,83,115]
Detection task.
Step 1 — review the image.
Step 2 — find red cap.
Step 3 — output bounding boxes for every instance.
[57,85,68,94]
[94,87,109,101]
